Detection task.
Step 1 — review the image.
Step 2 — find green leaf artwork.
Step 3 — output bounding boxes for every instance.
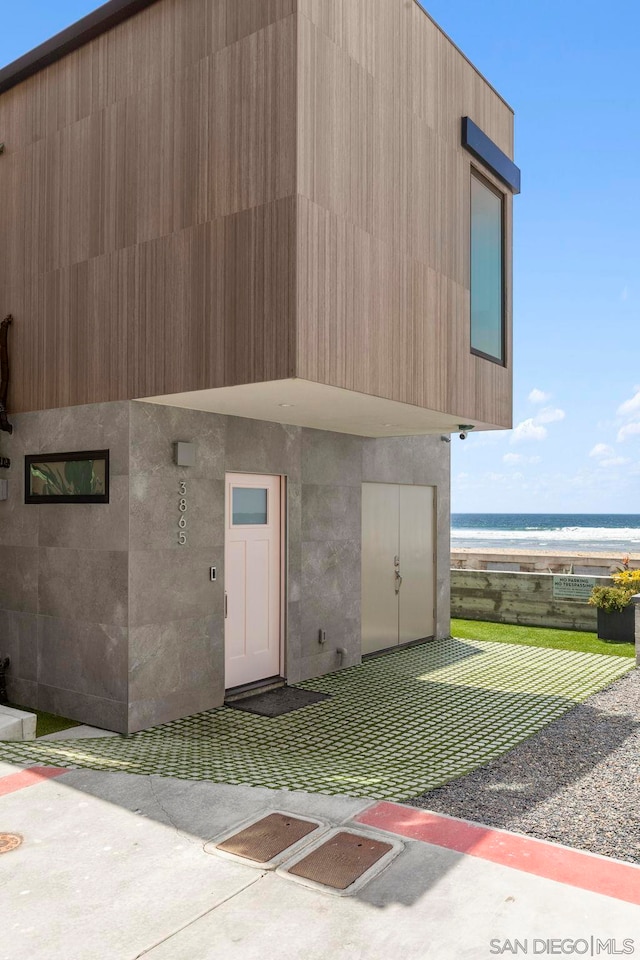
[29,457,106,497]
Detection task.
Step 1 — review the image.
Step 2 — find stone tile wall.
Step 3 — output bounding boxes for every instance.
[127,402,227,732]
[291,429,364,683]
[0,400,450,732]
[0,402,130,731]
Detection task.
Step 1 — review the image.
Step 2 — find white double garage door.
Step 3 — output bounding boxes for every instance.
[361,482,435,655]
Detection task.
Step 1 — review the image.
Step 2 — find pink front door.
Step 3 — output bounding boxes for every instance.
[224,473,282,689]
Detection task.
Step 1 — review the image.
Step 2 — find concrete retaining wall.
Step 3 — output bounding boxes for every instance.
[451,569,612,632]
[451,550,636,578]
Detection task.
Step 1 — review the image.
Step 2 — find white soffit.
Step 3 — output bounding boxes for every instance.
[140,379,495,438]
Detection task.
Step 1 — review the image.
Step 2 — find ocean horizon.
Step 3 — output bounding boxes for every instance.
[451,513,640,554]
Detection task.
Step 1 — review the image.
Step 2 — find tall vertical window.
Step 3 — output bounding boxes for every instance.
[470,170,504,363]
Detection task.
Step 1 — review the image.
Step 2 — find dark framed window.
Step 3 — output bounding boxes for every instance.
[470,169,505,364]
[25,450,109,503]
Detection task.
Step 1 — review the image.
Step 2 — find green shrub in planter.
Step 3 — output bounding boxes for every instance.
[588,570,640,613]
[588,585,635,613]
[589,570,640,643]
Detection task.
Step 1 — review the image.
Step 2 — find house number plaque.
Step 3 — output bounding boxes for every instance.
[178,481,187,545]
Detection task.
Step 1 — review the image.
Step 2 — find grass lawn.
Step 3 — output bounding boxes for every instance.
[5,704,80,738]
[451,618,636,659]
[34,711,81,738]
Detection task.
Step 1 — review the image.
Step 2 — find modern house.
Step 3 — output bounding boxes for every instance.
[0,0,519,733]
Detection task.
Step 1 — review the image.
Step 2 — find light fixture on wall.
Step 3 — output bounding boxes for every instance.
[173,441,196,467]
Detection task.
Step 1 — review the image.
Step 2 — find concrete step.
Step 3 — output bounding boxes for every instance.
[0,704,37,741]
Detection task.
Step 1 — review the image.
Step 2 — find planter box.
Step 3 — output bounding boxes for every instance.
[596,606,636,644]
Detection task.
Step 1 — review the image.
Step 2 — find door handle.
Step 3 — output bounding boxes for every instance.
[224,592,228,619]
[395,568,403,595]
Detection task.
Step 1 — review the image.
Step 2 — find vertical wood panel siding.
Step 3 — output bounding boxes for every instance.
[0,0,296,413]
[296,0,514,428]
[1,0,513,429]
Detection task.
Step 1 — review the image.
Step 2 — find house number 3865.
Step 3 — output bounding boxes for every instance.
[178,481,187,545]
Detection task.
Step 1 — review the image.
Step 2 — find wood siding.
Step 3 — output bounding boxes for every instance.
[296,0,514,428]
[0,0,297,413]
[1,0,514,429]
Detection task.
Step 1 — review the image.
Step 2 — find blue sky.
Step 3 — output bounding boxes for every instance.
[2,1,639,514]
[423,0,640,513]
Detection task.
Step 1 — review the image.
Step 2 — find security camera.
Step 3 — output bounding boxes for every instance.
[458,424,475,440]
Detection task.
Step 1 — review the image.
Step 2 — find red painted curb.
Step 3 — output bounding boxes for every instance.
[356,801,640,907]
[0,767,67,797]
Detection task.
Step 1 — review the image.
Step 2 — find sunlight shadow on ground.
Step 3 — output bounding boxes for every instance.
[0,639,632,801]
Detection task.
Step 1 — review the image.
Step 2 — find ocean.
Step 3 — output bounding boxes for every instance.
[451,514,640,554]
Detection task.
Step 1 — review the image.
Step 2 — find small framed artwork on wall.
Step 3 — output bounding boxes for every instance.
[25,450,109,504]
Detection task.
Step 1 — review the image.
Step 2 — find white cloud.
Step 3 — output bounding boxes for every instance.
[589,443,614,459]
[617,421,640,442]
[590,444,631,467]
[510,419,547,443]
[528,388,551,404]
[510,405,565,445]
[600,457,631,468]
[503,453,542,465]
[617,390,640,419]
[535,406,565,425]
[481,471,525,485]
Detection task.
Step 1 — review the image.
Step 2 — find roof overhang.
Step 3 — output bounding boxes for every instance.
[0,0,161,95]
[140,379,504,438]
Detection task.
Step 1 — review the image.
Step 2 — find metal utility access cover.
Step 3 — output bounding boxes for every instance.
[0,833,23,854]
[287,831,393,890]
[216,813,319,863]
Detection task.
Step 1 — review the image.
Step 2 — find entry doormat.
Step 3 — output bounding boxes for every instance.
[227,686,331,717]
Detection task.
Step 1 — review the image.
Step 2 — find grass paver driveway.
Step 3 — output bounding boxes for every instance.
[0,638,632,801]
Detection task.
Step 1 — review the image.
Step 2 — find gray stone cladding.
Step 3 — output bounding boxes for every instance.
[0,400,450,732]
[0,403,130,731]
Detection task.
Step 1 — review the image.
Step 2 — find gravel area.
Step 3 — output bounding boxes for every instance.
[408,666,640,864]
